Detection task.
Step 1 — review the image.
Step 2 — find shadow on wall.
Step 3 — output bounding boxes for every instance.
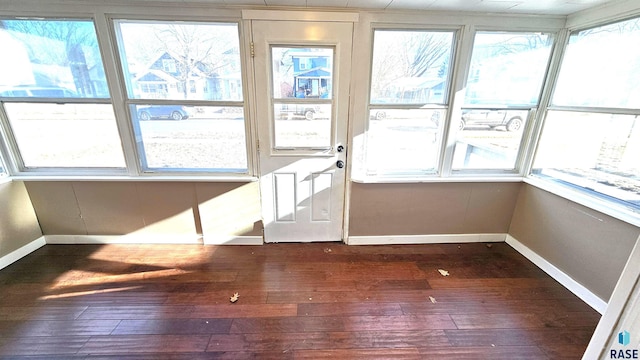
[23,181,263,244]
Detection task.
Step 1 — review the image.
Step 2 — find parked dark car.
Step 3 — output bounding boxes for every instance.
[460,109,525,131]
[137,105,190,121]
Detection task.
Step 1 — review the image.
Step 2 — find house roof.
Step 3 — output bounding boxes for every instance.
[137,69,178,82]
[295,67,332,77]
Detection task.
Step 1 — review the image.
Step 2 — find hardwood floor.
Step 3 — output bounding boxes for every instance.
[0,242,600,359]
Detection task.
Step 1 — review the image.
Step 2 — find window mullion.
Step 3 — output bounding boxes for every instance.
[0,103,24,175]
[441,24,475,177]
[522,28,569,178]
[96,13,141,176]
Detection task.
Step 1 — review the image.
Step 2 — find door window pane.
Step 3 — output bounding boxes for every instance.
[532,111,640,210]
[0,19,109,98]
[6,103,125,168]
[131,105,247,171]
[117,21,242,101]
[273,104,331,148]
[453,32,553,171]
[553,17,640,109]
[272,47,333,99]
[270,46,334,150]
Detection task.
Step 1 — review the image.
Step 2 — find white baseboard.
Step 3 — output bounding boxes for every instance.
[347,233,506,245]
[506,234,607,314]
[0,236,46,271]
[202,235,263,245]
[45,234,203,245]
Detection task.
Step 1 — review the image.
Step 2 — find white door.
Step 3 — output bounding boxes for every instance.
[252,20,353,242]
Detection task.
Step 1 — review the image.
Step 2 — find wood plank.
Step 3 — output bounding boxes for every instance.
[293,348,422,359]
[341,315,457,331]
[77,305,194,320]
[0,320,120,337]
[230,316,345,334]
[0,336,90,356]
[445,328,596,347]
[450,311,601,330]
[77,335,210,354]
[298,302,403,317]
[0,306,88,320]
[111,318,232,335]
[189,304,298,318]
[417,346,549,359]
[207,330,450,352]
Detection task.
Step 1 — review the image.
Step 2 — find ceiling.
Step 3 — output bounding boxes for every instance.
[165,0,617,16]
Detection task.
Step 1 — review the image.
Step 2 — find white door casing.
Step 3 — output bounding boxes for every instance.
[252,20,353,242]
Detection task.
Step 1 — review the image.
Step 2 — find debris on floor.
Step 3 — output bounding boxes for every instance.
[230,292,239,303]
[486,243,493,248]
[324,248,332,253]
[429,296,437,303]
[438,269,450,277]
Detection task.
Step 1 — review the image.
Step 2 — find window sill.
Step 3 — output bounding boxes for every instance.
[350,175,524,184]
[11,175,258,183]
[0,176,12,185]
[524,176,640,228]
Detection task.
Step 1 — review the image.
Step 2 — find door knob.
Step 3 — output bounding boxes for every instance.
[336,160,345,169]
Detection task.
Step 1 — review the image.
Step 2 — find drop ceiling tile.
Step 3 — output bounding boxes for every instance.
[264,0,304,5]
[224,0,266,4]
[387,0,437,10]
[346,0,393,9]
[308,0,349,7]
[476,1,524,11]
[511,1,591,14]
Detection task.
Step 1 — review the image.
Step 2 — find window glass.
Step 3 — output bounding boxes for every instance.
[0,19,109,98]
[131,105,247,171]
[6,103,125,168]
[464,32,552,106]
[453,32,553,171]
[366,29,454,175]
[117,21,242,101]
[553,17,640,109]
[370,30,453,105]
[270,47,333,150]
[366,109,444,175]
[532,111,640,210]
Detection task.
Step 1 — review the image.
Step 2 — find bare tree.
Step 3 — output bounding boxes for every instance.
[403,32,451,77]
[371,31,451,101]
[151,23,238,99]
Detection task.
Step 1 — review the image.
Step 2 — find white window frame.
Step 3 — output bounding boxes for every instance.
[351,22,463,183]
[0,4,256,181]
[447,29,557,177]
[0,15,129,176]
[110,17,254,176]
[350,12,565,183]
